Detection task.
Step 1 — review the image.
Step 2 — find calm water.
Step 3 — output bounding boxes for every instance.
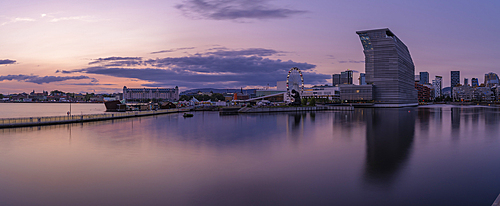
[0,103,106,118]
[1,105,500,206]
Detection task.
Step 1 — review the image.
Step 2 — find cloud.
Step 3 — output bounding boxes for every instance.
[88,57,142,65]
[204,48,282,57]
[338,60,365,64]
[0,74,91,84]
[0,59,16,65]
[62,51,330,88]
[1,17,36,26]
[59,82,116,86]
[49,15,98,22]
[151,47,196,54]
[326,55,335,59]
[175,0,307,21]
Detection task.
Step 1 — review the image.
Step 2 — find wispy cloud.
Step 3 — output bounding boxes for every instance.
[204,48,282,57]
[0,74,92,84]
[0,59,16,65]
[59,82,116,86]
[49,15,98,23]
[176,0,307,21]
[88,57,142,65]
[1,17,36,26]
[338,60,365,64]
[151,47,196,54]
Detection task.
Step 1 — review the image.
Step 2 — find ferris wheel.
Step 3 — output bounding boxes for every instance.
[286,67,304,100]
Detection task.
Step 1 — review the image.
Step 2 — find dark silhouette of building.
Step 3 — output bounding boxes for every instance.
[332,74,341,86]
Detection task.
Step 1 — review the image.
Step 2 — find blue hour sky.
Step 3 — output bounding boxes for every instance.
[1,0,499,93]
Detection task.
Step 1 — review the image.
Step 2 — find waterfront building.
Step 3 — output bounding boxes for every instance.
[415,83,431,102]
[356,28,417,106]
[433,76,442,98]
[473,87,495,101]
[123,86,179,102]
[233,93,250,100]
[339,84,373,101]
[451,71,460,91]
[453,85,473,101]
[419,71,429,84]
[359,73,366,85]
[484,72,499,87]
[303,85,340,99]
[340,70,353,85]
[464,78,469,86]
[332,74,341,86]
[472,78,479,87]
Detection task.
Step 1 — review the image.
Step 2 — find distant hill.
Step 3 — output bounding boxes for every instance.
[180,88,258,95]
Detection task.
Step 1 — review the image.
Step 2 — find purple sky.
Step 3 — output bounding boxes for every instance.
[1,0,499,93]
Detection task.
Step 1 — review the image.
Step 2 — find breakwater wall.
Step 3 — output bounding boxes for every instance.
[0,108,190,128]
[239,106,353,113]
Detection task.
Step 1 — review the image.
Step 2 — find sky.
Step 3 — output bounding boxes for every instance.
[1,0,499,94]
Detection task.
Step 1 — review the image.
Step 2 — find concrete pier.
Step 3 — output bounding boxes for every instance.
[0,108,190,128]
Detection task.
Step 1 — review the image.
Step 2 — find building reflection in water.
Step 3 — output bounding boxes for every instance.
[363,108,416,187]
[286,113,306,144]
[451,107,461,140]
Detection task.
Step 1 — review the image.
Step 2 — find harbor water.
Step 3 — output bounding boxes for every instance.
[1,104,500,205]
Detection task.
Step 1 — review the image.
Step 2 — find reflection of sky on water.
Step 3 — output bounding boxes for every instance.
[1,107,500,205]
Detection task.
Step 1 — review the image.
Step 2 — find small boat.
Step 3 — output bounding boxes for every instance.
[183,113,194,117]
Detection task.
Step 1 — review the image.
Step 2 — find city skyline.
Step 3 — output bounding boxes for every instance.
[1,0,499,93]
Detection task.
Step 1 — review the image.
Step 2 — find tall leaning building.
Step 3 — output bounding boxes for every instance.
[356,28,418,107]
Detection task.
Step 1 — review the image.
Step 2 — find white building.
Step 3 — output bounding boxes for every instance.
[123,86,179,101]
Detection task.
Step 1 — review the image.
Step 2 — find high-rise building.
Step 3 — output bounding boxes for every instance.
[419,71,429,84]
[415,75,420,82]
[359,73,366,85]
[472,78,479,87]
[433,76,442,97]
[484,72,499,87]
[464,78,469,86]
[451,71,460,91]
[356,28,417,106]
[332,74,341,86]
[340,70,353,84]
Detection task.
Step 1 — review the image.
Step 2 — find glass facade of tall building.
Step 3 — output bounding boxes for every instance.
[472,78,479,87]
[359,73,366,85]
[419,71,429,84]
[484,72,499,87]
[433,76,442,97]
[332,74,341,86]
[356,28,417,106]
[340,70,353,84]
[451,71,460,91]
